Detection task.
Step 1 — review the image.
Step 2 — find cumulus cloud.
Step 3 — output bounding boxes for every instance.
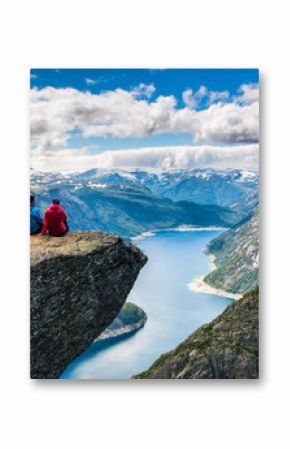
[31,144,259,173]
[208,89,229,104]
[236,83,259,104]
[131,83,156,98]
[182,85,230,109]
[182,86,208,109]
[30,82,259,160]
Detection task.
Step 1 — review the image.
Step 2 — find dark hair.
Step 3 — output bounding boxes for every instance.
[52,198,60,205]
[30,195,35,204]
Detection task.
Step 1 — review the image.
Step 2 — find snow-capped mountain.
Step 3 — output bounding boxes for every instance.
[67,167,259,210]
[30,167,249,239]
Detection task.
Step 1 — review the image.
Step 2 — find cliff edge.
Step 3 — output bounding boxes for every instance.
[31,231,147,379]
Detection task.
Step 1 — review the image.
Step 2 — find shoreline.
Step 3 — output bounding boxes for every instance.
[188,235,243,301]
[131,226,241,301]
[95,318,147,343]
[187,275,242,301]
[131,225,227,242]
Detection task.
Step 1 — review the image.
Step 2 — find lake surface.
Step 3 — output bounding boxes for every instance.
[61,229,233,379]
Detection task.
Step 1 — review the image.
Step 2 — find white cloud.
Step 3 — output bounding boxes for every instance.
[173,101,259,143]
[182,86,208,109]
[131,83,156,98]
[236,83,259,104]
[85,78,96,85]
[31,144,259,173]
[182,89,196,109]
[208,90,229,104]
[182,85,230,109]
[30,83,259,160]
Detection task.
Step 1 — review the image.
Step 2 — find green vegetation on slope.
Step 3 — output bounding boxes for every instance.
[134,287,259,379]
[204,205,259,294]
[106,301,147,331]
[118,302,146,326]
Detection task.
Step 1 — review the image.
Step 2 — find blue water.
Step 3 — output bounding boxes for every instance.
[61,230,233,379]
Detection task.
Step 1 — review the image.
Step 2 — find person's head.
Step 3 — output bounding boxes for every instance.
[52,198,60,205]
[30,195,35,205]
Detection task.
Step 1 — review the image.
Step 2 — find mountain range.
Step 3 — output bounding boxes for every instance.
[31,167,258,239]
[69,167,259,211]
[30,166,259,379]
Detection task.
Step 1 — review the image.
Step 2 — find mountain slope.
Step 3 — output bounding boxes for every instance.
[68,167,259,210]
[204,205,259,294]
[31,180,241,239]
[134,287,259,379]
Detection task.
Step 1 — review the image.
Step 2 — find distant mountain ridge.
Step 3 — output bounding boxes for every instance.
[67,167,259,211]
[31,169,244,239]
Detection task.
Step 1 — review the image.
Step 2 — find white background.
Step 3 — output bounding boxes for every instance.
[0,1,289,448]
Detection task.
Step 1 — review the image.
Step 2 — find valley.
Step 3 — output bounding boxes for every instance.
[31,166,259,379]
[30,167,257,239]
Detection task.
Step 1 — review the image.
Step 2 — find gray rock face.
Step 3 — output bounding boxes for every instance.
[134,287,259,379]
[31,232,147,379]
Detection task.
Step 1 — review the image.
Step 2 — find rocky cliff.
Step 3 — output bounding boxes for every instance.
[31,232,147,379]
[134,287,259,379]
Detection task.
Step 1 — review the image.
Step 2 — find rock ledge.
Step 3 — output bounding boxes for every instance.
[31,231,147,379]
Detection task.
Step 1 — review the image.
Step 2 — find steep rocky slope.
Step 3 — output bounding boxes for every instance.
[204,206,259,294]
[31,232,147,379]
[134,287,259,379]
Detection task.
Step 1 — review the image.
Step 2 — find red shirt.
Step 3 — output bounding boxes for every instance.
[41,204,67,237]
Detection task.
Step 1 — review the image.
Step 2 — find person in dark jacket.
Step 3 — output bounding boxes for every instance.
[41,199,69,237]
[30,195,43,234]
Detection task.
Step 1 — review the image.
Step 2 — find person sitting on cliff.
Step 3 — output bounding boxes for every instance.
[30,195,43,235]
[41,199,69,237]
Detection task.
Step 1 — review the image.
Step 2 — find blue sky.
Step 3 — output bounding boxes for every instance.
[30,69,259,172]
[30,68,258,100]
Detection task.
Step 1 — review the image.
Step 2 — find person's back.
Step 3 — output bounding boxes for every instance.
[30,195,43,235]
[41,199,68,237]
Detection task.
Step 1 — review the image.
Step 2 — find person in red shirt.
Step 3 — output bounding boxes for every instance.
[41,199,69,237]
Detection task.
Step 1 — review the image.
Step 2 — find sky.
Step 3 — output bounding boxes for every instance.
[30,68,259,172]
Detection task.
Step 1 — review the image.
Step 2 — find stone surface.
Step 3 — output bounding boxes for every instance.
[31,231,147,379]
[134,287,259,379]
